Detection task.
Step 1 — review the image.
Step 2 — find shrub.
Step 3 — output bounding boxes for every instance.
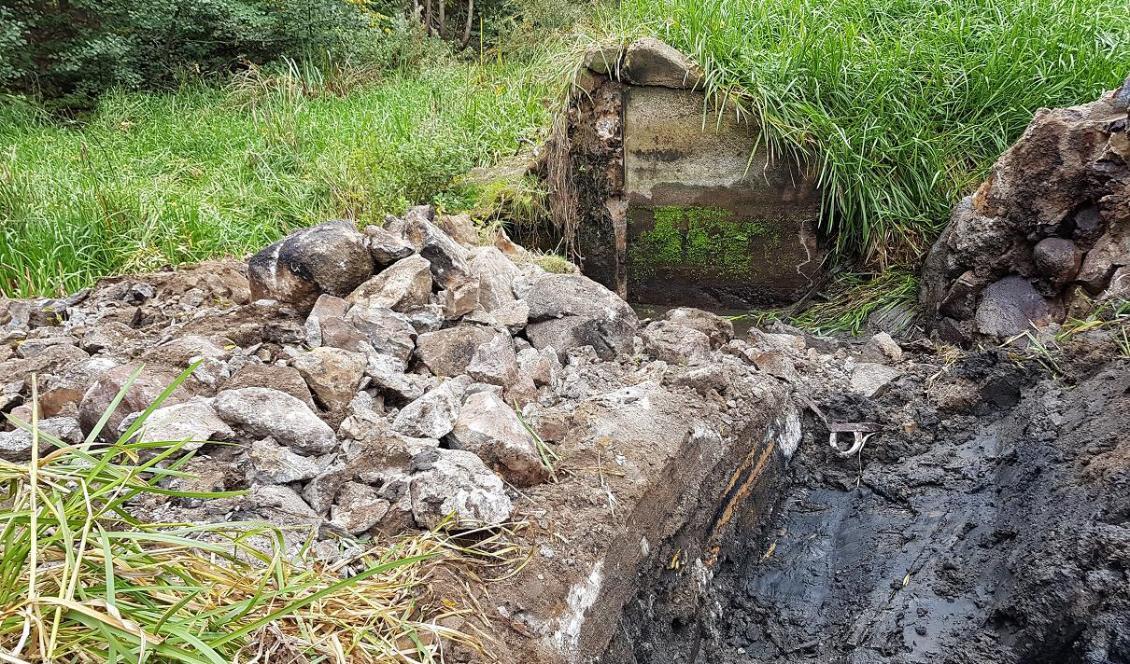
[0,0,377,107]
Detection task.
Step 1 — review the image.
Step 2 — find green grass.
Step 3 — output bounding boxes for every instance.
[596,0,1130,266]
[0,366,518,661]
[0,52,557,297]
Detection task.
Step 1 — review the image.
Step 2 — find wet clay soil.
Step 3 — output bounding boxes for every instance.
[614,347,1130,664]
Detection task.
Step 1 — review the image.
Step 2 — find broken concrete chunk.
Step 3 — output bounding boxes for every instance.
[850,363,901,398]
[363,224,414,266]
[248,221,373,310]
[415,325,496,377]
[640,320,712,365]
[213,387,336,454]
[292,347,367,412]
[136,398,234,449]
[408,448,512,529]
[449,391,548,487]
[525,273,638,360]
[347,254,433,312]
[249,437,323,484]
[391,377,470,439]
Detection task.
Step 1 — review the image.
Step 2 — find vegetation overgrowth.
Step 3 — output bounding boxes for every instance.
[0,368,519,662]
[2,0,1128,308]
[0,45,560,297]
[595,0,1130,266]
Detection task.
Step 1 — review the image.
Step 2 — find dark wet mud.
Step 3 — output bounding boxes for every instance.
[610,351,1130,664]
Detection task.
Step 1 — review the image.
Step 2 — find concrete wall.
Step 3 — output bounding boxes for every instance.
[623,86,821,308]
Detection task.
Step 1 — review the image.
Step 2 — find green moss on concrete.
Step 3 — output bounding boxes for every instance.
[629,205,779,279]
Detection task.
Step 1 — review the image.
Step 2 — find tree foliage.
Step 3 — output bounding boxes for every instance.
[0,0,375,106]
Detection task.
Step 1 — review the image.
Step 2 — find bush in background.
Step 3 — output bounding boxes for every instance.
[0,0,378,107]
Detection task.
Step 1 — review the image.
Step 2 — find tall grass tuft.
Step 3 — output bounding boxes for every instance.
[598,0,1130,266]
[0,367,518,662]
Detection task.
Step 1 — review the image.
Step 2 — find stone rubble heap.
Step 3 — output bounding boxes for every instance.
[0,206,799,547]
[920,77,1130,342]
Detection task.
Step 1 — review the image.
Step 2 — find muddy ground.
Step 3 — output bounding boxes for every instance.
[612,339,1130,664]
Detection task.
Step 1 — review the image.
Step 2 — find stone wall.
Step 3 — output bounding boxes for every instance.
[545,39,822,308]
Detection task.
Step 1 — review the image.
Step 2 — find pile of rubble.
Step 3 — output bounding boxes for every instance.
[921,77,1129,342]
[0,205,813,660]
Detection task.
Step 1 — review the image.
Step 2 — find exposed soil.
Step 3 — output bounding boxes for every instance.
[607,340,1130,664]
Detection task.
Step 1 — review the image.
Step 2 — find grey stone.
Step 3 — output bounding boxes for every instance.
[1078,225,1130,294]
[1033,238,1080,283]
[466,332,520,388]
[304,294,350,347]
[249,438,323,484]
[330,482,390,535]
[525,273,638,360]
[662,307,734,348]
[438,277,481,320]
[366,353,432,402]
[517,346,561,388]
[408,448,512,529]
[850,363,901,398]
[16,336,77,359]
[136,398,234,450]
[623,37,703,89]
[391,377,469,439]
[436,213,480,247]
[291,347,367,412]
[415,325,495,377]
[223,363,317,411]
[974,277,1058,338]
[363,225,414,266]
[0,416,83,461]
[78,363,187,442]
[250,485,320,524]
[469,247,521,312]
[347,254,433,312]
[449,391,548,487]
[417,219,472,290]
[213,387,336,454]
[249,221,374,310]
[860,332,903,364]
[640,320,711,365]
[345,305,416,361]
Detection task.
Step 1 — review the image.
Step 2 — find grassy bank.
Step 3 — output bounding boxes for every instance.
[597,0,1130,266]
[0,51,560,297]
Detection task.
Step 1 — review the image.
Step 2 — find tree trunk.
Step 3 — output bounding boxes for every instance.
[438,0,445,39]
[423,0,433,35]
[460,0,474,49]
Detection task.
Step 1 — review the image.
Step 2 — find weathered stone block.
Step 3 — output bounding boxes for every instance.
[622,86,821,307]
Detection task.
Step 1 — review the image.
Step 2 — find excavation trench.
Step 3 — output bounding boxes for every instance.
[598,347,1130,664]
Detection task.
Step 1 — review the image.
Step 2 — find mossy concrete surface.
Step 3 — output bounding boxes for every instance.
[623,86,821,308]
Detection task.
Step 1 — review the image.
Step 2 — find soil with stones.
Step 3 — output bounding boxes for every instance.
[613,338,1130,664]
